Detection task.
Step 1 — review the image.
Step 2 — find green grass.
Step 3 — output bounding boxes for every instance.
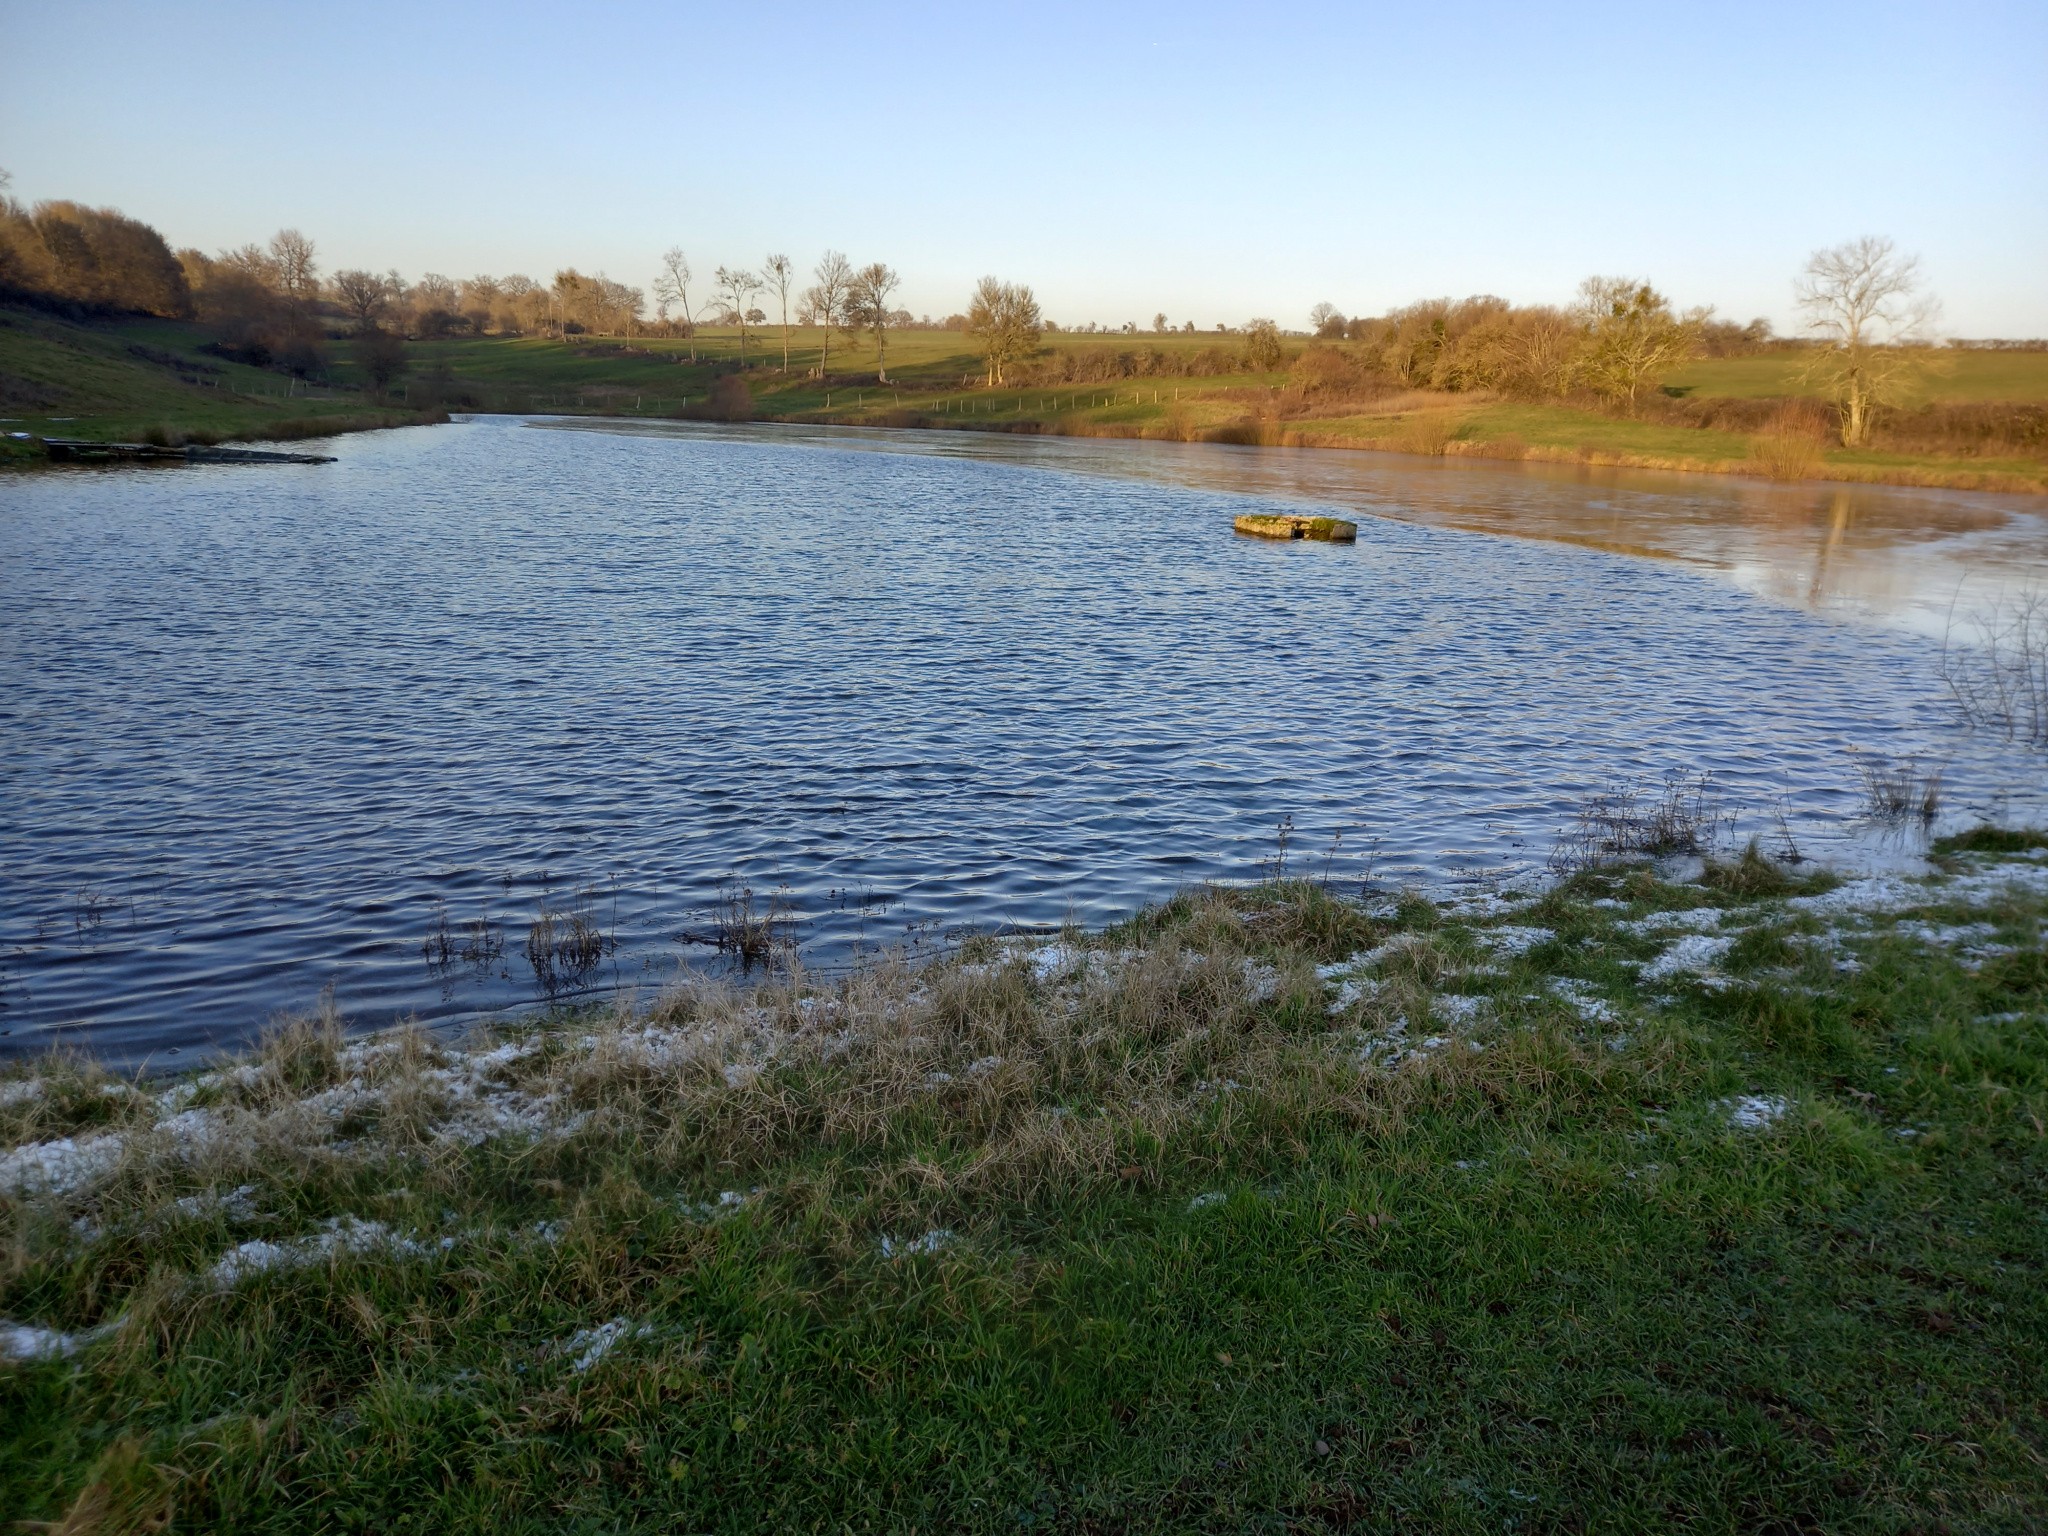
[5,842,2047,1532]
[1664,351,2048,406]
[0,305,435,464]
[9,309,2046,490]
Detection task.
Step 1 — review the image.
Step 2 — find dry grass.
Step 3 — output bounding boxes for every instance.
[1747,403,1828,480]
[1550,771,1725,872]
[1854,755,1944,822]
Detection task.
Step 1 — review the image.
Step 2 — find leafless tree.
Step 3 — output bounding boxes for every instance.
[332,268,389,332]
[716,265,760,364]
[843,262,900,381]
[966,276,1043,386]
[763,253,795,372]
[654,247,698,360]
[1795,236,1939,446]
[268,228,318,311]
[1573,277,1706,411]
[802,250,852,378]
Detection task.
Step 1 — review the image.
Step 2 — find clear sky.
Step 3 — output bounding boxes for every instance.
[3,0,2043,334]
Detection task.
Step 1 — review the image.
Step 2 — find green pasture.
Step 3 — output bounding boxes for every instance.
[1664,350,2048,406]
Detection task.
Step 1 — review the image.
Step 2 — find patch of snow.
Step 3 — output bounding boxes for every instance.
[1438,889,1539,918]
[1641,933,1736,983]
[0,1319,115,1362]
[0,1135,123,1197]
[561,1316,650,1372]
[1475,926,1552,959]
[1326,977,1379,1014]
[170,1184,260,1223]
[964,1055,1002,1077]
[879,1228,955,1258]
[208,1217,431,1287]
[1723,1094,1791,1131]
[1187,1191,1228,1212]
[1621,907,1726,937]
[1431,994,1489,1024]
[1547,977,1618,1024]
[0,1080,44,1110]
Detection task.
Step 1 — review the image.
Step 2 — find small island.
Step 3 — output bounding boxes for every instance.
[1232,511,1358,542]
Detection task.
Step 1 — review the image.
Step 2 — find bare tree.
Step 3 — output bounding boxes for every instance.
[268,229,318,312]
[715,265,760,364]
[331,269,389,333]
[653,247,698,360]
[763,253,794,372]
[966,277,1043,386]
[802,250,852,379]
[845,261,900,382]
[1795,236,1939,446]
[1574,277,1705,412]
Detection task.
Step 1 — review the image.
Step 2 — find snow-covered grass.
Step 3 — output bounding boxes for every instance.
[3,846,2045,1530]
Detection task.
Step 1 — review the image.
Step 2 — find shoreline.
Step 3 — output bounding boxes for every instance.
[5,830,2045,1525]
[758,406,2048,497]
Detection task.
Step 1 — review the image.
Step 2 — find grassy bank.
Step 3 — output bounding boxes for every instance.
[374,329,2048,496]
[0,305,441,467]
[5,830,2046,1531]
[7,307,2045,492]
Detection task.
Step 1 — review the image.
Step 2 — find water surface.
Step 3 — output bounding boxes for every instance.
[1,416,2041,1063]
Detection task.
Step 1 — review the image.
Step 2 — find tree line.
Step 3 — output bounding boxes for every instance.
[0,169,1943,445]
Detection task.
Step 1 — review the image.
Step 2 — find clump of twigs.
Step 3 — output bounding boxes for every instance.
[703,882,797,968]
[1550,771,1724,874]
[1943,586,2048,748]
[526,893,613,991]
[1854,755,1943,822]
[424,903,505,973]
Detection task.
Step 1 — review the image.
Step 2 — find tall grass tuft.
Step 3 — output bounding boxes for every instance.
[1748,404,1828,480]
[1854,755,1944,821]
[1551,771,1723,873]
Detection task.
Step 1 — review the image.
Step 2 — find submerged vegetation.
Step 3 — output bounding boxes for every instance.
[4,831,2046,1530]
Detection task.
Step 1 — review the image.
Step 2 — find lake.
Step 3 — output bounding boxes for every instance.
[2,416,2043,1064]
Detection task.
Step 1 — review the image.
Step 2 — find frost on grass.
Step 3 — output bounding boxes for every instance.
[0,1318,118,1362]
[560,1317,651,1373]
[0,1135,125,1198]
[1724,1094,1791,1131]
[1474,926,1553,959]
[209,1217,437,1288]
[1640,933,1736,985]
[1547,977,1619,1025]
[1621,907,1728,937]
[879,1229,955,1259]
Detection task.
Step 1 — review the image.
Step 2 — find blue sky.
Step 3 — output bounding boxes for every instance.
[4,0,2043,333]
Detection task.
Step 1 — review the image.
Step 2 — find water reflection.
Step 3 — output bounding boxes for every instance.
[551,417,2045,638]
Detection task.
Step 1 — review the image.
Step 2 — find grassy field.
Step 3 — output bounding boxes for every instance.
[7,306,2045,492]
[1664,351,2048,406]
[0,306,438,465]
[3,826,2046,1531]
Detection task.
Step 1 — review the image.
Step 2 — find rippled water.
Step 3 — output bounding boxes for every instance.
[2,416,2042,1063]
